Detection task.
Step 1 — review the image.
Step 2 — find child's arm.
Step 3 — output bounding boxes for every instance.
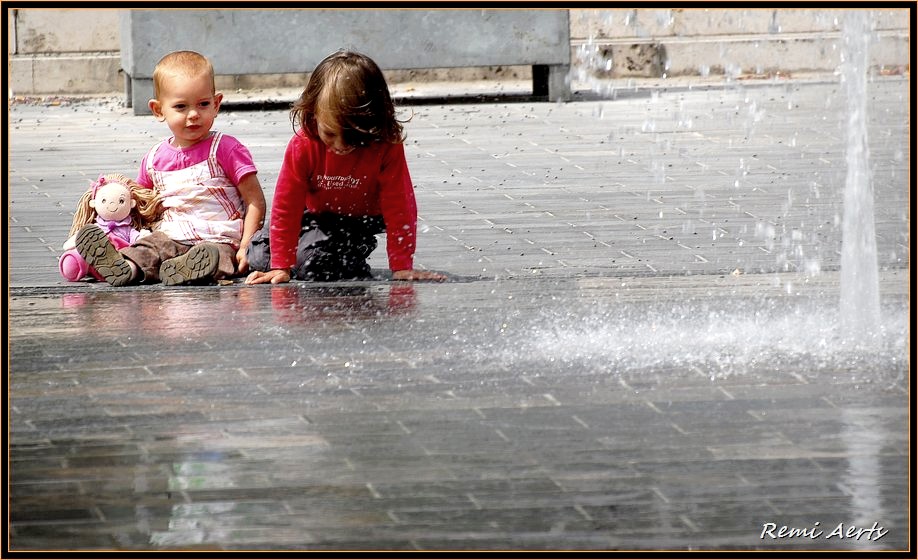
[378,144,447,282]
[235,172,266,274]
[245,134,312,285]
[245,268,291,284]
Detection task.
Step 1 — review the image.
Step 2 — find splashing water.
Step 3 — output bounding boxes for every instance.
[839,10,881,343]
[551,10,899,379]
[495,296,907,383]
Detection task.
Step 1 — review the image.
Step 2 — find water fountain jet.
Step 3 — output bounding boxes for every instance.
[838,10,882,343]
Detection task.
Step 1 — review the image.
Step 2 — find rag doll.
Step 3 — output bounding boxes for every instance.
[59,173,163,282]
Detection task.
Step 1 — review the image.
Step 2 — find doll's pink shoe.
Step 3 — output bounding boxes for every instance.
[59,249,90,281]
[75,224,134,286]
[59,249,106,282]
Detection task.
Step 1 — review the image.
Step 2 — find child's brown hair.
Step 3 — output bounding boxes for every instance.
[152,50,216,99]
[291,50,405,147]
[68,174,164,237]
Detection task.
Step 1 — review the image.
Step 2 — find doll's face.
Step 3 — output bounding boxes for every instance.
[90,182,135,221]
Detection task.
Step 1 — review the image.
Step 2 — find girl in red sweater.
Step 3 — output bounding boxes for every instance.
[245,50,446,284]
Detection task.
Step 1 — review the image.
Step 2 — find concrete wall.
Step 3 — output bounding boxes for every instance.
[7,8,911,95]
[570,8,910,80]
[8,8,121,94]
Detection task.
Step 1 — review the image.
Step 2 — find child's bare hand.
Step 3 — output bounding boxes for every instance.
[235,247,249,275]
[245,269,291,284]
[392,269,447,282]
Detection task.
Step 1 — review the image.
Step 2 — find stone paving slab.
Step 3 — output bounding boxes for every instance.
[5,76,912,552]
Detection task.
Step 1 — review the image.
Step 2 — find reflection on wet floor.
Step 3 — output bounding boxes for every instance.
[269,284,418,322]
[8,278,909,550]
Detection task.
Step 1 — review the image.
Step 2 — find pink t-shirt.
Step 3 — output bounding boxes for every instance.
[136,132,258,245]
[136,132,257,189]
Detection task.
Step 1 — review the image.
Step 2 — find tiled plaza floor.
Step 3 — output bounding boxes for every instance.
[6,76,911,553]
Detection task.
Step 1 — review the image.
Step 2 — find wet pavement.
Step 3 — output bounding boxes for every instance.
[7,76,911,552]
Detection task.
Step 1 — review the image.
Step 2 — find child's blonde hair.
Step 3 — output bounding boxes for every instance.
[152,50,216,99]
[291,50,405,147]
[68,174,164,237]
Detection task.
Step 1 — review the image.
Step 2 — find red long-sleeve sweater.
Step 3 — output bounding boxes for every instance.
[268,131,418,272]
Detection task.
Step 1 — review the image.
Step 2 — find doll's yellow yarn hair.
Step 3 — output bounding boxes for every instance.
[68,173,164,237]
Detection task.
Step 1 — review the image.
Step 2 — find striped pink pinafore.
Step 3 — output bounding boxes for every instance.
[146,132,244,247]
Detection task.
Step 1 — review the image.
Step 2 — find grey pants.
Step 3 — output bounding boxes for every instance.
[247,213,385,281]
[121,231,237,283]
